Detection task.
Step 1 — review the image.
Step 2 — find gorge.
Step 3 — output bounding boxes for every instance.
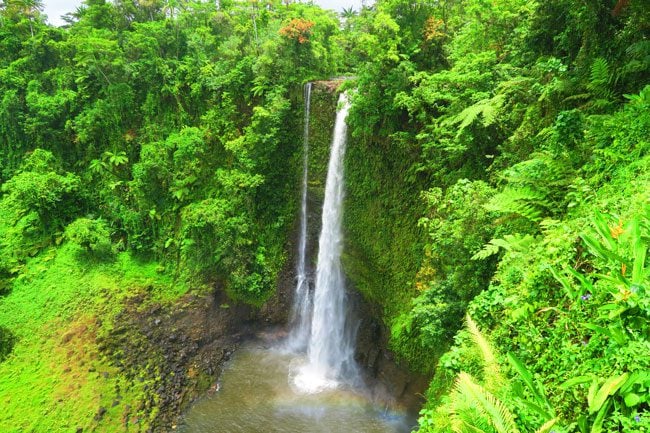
[179,85,418,433]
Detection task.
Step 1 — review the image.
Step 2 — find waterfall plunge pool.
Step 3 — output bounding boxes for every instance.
[178,336,418,433]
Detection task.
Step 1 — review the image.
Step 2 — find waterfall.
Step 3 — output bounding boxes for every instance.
[293,91,359,393]
[286,83,313,351]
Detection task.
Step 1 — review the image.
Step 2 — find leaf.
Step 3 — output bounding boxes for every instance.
[535,418,558,433]
[472,241,501,260]
[577,415,588,433]
[507,353,554,419]
[566,267,594,293]
[619,371,650,394]
[549,266,578,300]
[580,233,626,265]
[447,95,505,134]
[587,380,598,410]
[624,393,641,407]
[584,323,628,345]
[560,376,593,389]
[473,235,536,260]
[589,373,628,414]
[485,187,544,222]
[590,399,611,433]
[630,218,647,285]
[466,315,501,390]
[452,372,520,433]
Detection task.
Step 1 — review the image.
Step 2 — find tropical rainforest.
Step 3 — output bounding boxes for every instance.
[0,0,648,432]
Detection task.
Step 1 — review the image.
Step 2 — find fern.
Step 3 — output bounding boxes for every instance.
[588,58,610,92]
[448,95,506,134]
[471,241,501,260]
[472,234,535,260]
[503,153,572,192]
[485,187,545,222]
[485,151,574,222]
[586,58,613,108]
[451,373,520,433]
[535,418,558,433]
[466,315,503,391]
[622,41,650,77]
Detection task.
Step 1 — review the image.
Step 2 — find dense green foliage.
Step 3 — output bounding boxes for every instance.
[0,0,343,302]
[0,0,648,432]
[338,0,649,432]
[0,1,341,430]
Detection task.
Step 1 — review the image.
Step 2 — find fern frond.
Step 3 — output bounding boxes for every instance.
[485,187,545,222]
[472,235,536,260]
[481,95,505,126]
[587,58,613,103]
[448,95,506,134]
[452,373,520,433]
[589,58,610,89]
[622,41,650,77]
[466,315,502,391]
[451,417,491,433]
[503,153,571,187]
[535,418,558,433]
[455,103,484,130]
[471,241,501,260]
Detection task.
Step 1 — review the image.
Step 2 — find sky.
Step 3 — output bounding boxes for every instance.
[42,0,369,27]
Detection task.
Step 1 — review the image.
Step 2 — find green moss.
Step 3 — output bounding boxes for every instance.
[342,132,426,324]
[308,83,340,189]
[0,244,185,432]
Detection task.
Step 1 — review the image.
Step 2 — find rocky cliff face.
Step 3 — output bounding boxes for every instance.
[97,288,260,432]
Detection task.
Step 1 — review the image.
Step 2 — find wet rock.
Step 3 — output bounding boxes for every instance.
[351,289,430,415]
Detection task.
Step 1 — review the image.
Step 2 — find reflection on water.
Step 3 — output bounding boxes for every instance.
[179,341,417,433]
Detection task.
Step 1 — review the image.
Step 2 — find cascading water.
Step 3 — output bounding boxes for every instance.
[180,89,418,433]
[293,91,360,393]
[286,82,313,352]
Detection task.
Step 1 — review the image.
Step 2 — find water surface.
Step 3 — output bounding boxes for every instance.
[179,341,416,433]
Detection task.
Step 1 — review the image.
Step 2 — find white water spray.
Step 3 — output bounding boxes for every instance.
[294,92,359,393]
[286,83,313,351]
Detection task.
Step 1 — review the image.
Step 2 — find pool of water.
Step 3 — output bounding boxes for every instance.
[179,340,417,433]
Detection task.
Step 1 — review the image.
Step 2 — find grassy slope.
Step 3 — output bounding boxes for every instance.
[0,244,187,432]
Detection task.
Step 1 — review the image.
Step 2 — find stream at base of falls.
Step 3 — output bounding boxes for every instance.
[178,336,417,433]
